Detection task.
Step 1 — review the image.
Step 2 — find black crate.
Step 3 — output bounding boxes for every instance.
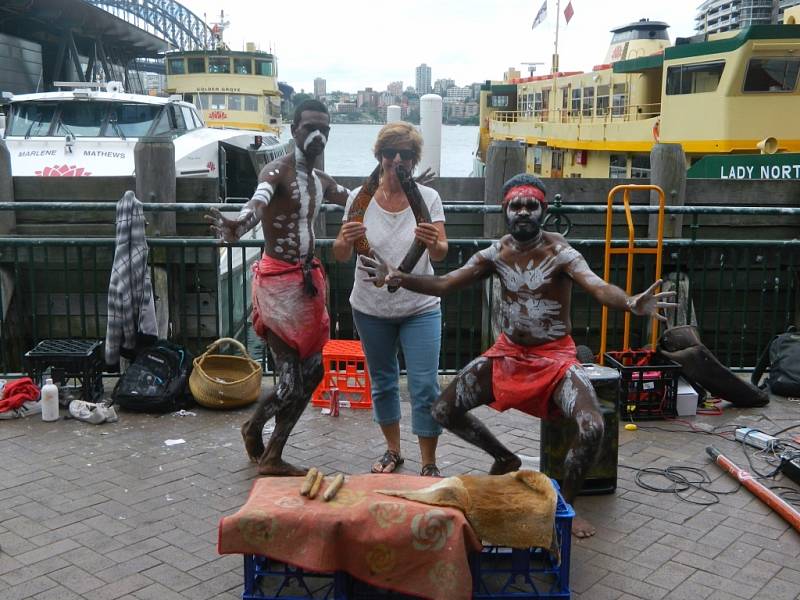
[23,339,104,403]
[604,350,680,420]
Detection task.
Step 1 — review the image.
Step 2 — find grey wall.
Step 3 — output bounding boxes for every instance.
[0,34,42,95]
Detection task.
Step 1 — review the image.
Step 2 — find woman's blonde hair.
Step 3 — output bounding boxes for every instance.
[373,122,423,166]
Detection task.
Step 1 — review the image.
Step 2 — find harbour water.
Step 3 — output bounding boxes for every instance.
[281,124,479,177]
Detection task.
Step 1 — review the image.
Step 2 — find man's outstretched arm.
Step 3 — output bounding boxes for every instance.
[564,248,676,320]
[358,247,493,297]
[206,170,278,242]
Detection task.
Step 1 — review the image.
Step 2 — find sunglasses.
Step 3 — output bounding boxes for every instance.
[380,148,415,161]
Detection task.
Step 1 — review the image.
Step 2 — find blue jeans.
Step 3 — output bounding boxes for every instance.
[353,309,442,437]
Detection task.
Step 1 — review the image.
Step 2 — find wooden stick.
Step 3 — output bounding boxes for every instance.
[307,470,325,499]
[299,467,318,496]
[323,473,345,501]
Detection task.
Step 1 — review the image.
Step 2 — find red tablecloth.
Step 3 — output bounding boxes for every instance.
[218,473,482,600]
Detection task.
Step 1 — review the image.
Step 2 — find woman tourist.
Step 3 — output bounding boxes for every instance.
[333,122,448,477]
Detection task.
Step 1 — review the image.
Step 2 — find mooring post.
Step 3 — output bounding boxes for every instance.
[649,143,686,238]
[135,136,176,236]
[0,139,16,235]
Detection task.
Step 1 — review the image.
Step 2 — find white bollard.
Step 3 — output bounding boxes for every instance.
[386,105,401,124]
[419,94,442,177]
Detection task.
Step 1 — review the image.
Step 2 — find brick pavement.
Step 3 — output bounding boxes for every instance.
[0,380,798,599]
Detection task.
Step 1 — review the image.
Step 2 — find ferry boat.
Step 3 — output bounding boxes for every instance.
[2,80,286,198]
[164,13,282,136]
[474,7,800,180]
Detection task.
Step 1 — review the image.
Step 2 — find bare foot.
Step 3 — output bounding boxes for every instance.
[241,422,265,462]
[571,514,596,538]
[489,454,522,475]
[257,458,308,477]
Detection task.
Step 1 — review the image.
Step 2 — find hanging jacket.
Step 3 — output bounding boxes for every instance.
[105,191,158,366]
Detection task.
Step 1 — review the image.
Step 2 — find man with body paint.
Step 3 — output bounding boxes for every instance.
[359,173,676,537]
[206,99,349,476]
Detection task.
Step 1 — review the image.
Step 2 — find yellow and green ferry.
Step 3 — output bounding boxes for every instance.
[475,7,800,180]
[164,19,282,135]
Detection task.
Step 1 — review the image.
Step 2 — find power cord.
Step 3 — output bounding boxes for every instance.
[619,464,739,505]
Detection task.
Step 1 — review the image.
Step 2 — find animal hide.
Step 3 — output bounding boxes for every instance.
[377,470,557,551]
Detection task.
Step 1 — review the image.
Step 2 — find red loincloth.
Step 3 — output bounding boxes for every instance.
[484,334,579,420]
[251,256,330,359]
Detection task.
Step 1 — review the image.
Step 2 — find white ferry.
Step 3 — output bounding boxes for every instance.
[2,80,286,198]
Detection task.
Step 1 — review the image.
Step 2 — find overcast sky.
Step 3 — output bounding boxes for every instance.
[179,0,700,93]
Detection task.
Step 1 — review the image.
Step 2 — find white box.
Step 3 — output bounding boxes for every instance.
[676,378,699,416]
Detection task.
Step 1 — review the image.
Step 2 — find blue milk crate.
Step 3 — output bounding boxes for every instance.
[242,480,574,600]
[469,482,574,599]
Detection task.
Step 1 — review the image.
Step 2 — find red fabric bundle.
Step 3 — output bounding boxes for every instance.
[0,378,40,413]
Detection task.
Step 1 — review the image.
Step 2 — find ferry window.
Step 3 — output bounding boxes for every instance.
[8,102,56,136]
[173,107,187,130]
[666,61,725,95]
[612,83,627,116]
[167,58,185,75]
[188,58,205,74]
[609,154,627,178]
[490,95,509,108]
[596,85,610,115]
[208,57,231,74]
[571,88,581,114]
[211,94,226,109]
[631,155,651,179]
[244,95,259,111]
[196,94,211,109]
[55,102,104,136]
[234,58,252,74]
[191,109,204,127]
[228,95,243,110]
[534,92,543,115]
[255,59,273,76]
[149,106,174,136]
[582,87,594,116]
[533,147,543,174]
[743,58,800,92]
[108,103,161,137]
[180,106,196,130]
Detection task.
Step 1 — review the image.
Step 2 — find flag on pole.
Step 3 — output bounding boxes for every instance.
[532,1,547,29]
[563,1,574,24]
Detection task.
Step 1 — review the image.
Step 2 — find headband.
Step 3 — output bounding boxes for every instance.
[503,185,547,210]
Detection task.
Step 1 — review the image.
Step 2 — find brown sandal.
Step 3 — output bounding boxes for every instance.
[371,449,404,473]
[420,464,441,477]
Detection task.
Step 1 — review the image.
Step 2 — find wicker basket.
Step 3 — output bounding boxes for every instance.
[189,338,262,409]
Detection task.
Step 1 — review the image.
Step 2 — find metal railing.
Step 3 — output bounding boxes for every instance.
[1,203,798,376]
[491,103,662,126]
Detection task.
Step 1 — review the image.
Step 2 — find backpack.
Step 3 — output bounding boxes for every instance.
[751,327,800,397]
[111,340,194,412]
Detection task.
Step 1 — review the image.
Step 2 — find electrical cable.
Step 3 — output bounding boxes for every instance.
[619,464,739,505]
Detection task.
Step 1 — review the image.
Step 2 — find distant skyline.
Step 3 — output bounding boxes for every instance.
[179,1,699,92]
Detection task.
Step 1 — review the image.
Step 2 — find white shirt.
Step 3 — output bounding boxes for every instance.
[343,184,445,319]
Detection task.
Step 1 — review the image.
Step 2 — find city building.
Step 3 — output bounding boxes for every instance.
[314,77,326,98]
[387,80,403,96]
[446,86,471,101]
[356,87,379,108]
[333,101,357,113]
[503,67,521,81]
[415,63,432,95]
[433,78,455,96]
[695,0,800,35]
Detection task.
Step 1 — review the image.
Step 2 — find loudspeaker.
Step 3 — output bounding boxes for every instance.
[540,364,620,495]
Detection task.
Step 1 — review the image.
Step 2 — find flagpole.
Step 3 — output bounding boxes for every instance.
[552,0,560,122]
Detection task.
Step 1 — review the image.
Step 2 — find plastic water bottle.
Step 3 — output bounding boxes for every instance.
[41,378,59,422]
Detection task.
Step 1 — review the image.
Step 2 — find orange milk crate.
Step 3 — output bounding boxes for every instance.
[311,339,372,409]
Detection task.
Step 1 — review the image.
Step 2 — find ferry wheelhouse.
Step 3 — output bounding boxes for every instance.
[2,81,286,198]
[475,9,800,180]
[165,35,282,135]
